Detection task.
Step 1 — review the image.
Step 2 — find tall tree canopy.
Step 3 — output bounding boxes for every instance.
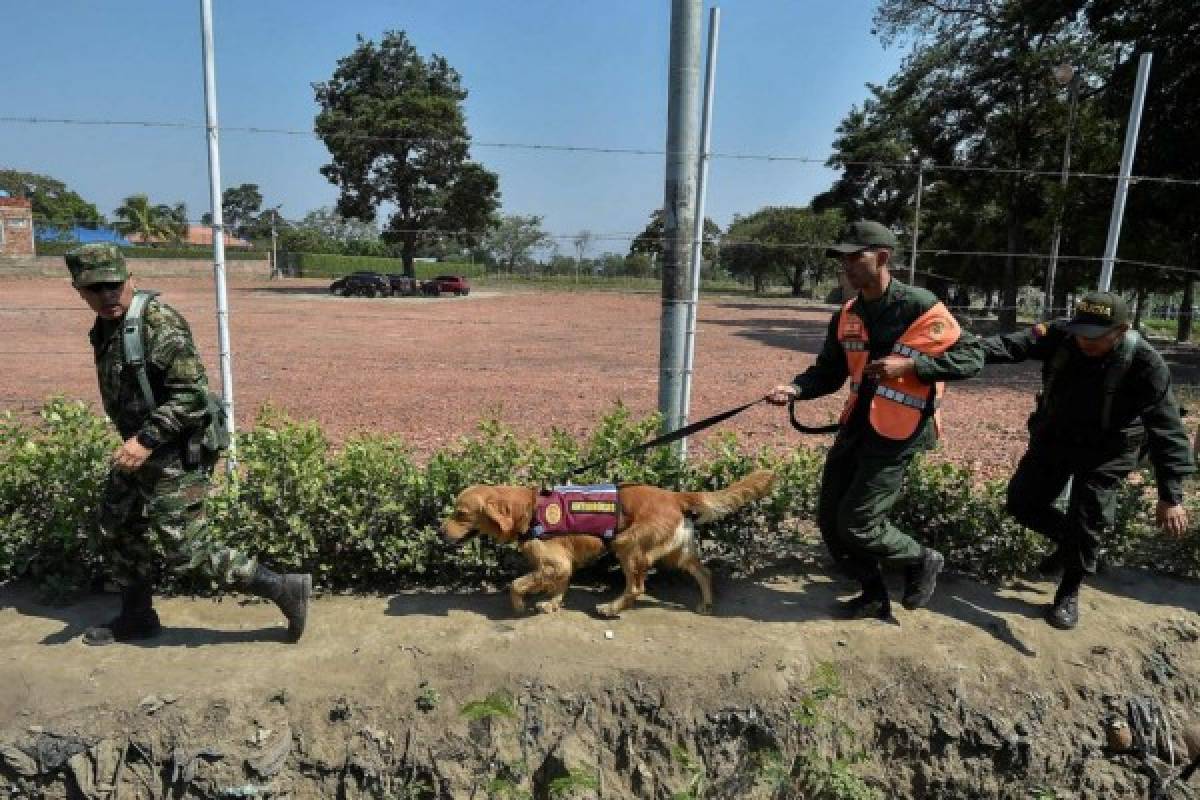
[629,208,721,263]
[723,207,844,295]
[313,30,501,277]
[816,1,1119,328]
[113,194,186,244]
[484,214,552,273]
[0,169,104,230]
[202,183,267,239]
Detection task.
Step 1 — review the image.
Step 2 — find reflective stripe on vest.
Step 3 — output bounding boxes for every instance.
[836,297,960,440]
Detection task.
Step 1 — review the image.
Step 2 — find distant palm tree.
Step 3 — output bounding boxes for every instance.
[113,194,184,245]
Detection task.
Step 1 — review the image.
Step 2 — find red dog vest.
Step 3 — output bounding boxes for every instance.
[529,484,621,543]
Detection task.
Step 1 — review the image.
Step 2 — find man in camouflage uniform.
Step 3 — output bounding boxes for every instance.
[983,291,1193,629]
[67,243,312,645]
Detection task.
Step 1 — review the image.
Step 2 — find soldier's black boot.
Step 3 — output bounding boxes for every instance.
[1046,570,1082,630]
[83,584,162,646]
[902,547,945,610]
[246,565,312,642]
[838,574,896,623]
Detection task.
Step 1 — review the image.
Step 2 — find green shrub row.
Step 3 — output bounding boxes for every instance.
[1,398,1196,599]
[36,241,265,260]
[282,252,484,279]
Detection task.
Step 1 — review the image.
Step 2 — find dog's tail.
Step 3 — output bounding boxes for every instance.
[679,469,776,523]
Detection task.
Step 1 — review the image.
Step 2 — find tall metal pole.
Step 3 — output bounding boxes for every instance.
[270,208,279,279]
[909,166,923,285]
[678,6,720,460]
[1043,70,1079,318]
[200,0,237,472]
[658,0,702,444]
[1099,52,1152,292]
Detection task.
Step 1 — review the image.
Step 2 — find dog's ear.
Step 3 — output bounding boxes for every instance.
[484,501,514,539]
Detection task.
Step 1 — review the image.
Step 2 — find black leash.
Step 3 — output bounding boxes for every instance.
[560,396,839,483]
[788,399,840,434]
[565,398,766,481]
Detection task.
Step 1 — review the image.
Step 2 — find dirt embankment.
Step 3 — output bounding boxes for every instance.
[3,563,1199,799]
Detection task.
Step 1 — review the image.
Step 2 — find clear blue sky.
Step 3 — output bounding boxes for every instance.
[3,1,907,251]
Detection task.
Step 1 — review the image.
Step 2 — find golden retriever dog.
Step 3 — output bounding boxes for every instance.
[441,470,774,618]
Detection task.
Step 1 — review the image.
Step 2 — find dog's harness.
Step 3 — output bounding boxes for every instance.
[520,484,621,545]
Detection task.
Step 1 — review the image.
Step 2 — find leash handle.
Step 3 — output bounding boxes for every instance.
[788,398,840,435]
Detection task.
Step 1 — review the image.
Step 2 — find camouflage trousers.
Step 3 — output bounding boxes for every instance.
[96,446,257,588]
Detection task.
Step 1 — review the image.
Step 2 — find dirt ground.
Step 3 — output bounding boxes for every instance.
[0,274,1091,478]
[2,564,1199,797]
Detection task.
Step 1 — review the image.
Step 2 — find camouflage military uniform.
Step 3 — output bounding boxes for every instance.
[90,298,256,588]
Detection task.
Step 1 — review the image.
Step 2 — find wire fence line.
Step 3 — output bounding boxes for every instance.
[4,114,1200,187]
[29,221,1200,280]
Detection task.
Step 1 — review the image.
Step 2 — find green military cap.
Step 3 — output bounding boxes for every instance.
[65,243,129,287]
[825,220,899,257]
[1065,291,1131,338]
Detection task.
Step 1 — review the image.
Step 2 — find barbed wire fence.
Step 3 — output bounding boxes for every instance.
[3,113,1199,328]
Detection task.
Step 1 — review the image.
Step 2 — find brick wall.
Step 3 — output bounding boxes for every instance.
[0,198,35,257]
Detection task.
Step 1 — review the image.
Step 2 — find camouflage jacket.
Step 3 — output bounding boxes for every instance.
[89,296,211,444]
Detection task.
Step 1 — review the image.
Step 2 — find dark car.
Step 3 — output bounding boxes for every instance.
[330,271,392,298]
[422,274,471,296]
[386,273,421,296]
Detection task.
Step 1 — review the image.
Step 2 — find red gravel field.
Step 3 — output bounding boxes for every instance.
[3,275,1195,477]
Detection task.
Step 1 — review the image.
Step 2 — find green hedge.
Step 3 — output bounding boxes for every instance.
[284,253,484,279]
[36,241,265,260]
[1,398,1196,600]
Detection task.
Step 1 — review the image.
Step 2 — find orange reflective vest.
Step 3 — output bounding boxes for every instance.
[836,299,961,440]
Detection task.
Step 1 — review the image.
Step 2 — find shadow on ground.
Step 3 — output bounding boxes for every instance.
[0,584,288,647]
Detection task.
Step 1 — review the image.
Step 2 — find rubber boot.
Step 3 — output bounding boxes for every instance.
[902,547,945,610]
[83,584,162,646]
[246,565,312,642]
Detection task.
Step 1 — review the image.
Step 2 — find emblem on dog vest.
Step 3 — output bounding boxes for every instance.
[530,484,620,542]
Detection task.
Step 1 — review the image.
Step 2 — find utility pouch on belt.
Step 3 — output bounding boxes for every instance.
[187,392,231,466]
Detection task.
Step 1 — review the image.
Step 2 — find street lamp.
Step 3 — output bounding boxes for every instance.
[1042,64,1080,320]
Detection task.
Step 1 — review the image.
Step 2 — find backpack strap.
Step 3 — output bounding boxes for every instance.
[122,290,162,409]
[1100,330,1139,431]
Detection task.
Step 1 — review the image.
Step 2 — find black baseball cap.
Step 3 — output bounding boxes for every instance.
[1065,291,1130,338]
[825,220,899,257]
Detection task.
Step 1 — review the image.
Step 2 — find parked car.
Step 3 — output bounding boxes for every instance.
[329,271,392,298]
[422,274,471,296]
[387,274,421,296]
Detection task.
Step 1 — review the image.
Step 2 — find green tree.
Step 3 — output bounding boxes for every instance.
[723,206,844,295]
[201,183,266,239]
[0,169,104,231]
[1081,0,1200,340]
[629,208,721,262]
[484,214,552,273]
[816,1,1115,329]
[277,206,387,256]
[113,194,185,244]
[313,30,501,277]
